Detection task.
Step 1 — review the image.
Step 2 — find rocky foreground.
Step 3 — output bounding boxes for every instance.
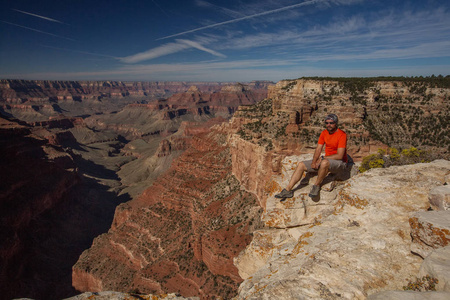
[235,157,450,299]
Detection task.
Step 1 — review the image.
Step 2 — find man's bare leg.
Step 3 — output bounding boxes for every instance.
[314,159,330,186]
[309,159,330,198]
[286,162,307,191]
[275,162,307,199]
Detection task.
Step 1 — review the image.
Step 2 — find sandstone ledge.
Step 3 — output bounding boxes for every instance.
[410,211,450,258]
[235,160,450,299]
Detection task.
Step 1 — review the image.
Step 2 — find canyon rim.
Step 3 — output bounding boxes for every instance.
[1,77,449,299]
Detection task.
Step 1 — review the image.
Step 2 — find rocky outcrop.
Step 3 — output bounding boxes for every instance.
[368,290,450,300]
[410,211,450,258]
[228,78,449,209]
[419,245,450,292]
[72,127,263,300]
[368,245,450,299]
[234,159,450,299]
[429,186,450,211]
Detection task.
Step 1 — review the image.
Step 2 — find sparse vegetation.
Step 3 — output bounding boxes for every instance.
[359,149,386,173]
[301,75,450,88]
[359,147,444,172]
[403,275,439,291]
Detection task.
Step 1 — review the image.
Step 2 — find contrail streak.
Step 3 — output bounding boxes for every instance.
[151,0,170,17]
[12,9,65,24]
[157,0,324,40]
[1,21,75,41]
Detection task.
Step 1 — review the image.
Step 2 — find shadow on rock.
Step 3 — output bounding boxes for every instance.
[0,130,130,300]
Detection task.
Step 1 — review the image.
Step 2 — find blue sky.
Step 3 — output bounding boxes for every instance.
[0,0,449,82]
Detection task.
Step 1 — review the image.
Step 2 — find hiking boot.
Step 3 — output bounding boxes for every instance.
[275,188,294,198]
[309,185,320,198]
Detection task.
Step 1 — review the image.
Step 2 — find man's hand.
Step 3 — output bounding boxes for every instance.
[311,144,325,169]
[311,156,322,169]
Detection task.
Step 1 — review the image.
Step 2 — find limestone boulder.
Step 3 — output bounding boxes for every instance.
[410,211,450,258]
[419,245,450,292]
[429,185,450,211]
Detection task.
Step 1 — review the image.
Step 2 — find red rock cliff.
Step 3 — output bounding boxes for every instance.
[72,125,263,299]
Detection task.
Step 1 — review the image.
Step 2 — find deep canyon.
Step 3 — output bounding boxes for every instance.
[1,77,449,300]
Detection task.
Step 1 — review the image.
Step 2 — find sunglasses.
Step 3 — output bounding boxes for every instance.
[325,121,335,125]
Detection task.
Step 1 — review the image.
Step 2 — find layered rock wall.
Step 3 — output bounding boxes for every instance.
[72,127,263,299]
[0,79,271,104]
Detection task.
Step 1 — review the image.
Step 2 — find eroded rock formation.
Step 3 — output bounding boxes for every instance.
[72,127,263,299]
[235,158,450,299]
[0,80,271,123]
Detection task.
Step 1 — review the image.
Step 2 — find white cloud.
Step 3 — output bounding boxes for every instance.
[177,39,226,58]
[206,5,450,62]
[120,39,225,63]
[195,0,244,18]
[120,42,191,63]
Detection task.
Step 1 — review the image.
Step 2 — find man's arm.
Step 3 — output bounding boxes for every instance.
[311,143,324,169]
[324,147,345,160]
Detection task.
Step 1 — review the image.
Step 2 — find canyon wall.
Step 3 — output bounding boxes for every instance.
[0,80,271,124]
[0,79,272,299]
[0,80,270,103]
[72,126,263,299]
[0,79,271,108]
[0,116,79,299]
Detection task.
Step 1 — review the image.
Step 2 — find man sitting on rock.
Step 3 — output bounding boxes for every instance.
[275,113,348,199]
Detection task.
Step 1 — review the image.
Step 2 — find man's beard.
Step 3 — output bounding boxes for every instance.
[327,127,337,134]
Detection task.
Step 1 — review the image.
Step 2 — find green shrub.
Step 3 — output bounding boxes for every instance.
[389,147,400,160]
[360,146,441,172]
[359,153,385,173]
